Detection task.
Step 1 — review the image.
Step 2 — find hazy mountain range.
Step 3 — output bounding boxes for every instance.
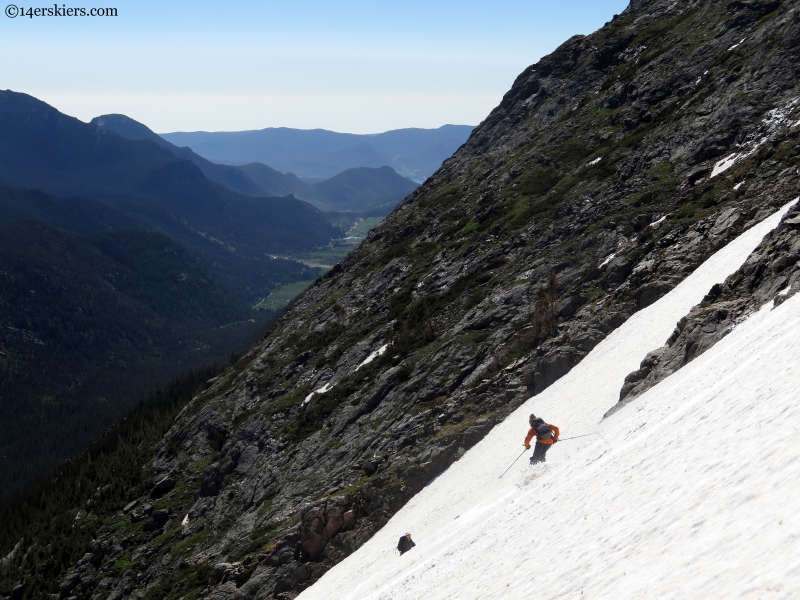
[92,113,421,215]
[160,124,474,181]
[0,91,338,303]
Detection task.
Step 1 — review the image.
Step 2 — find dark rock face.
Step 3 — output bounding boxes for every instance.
[149,477,176,500]
[557,295,587,318]
[612,201,800,413]
[129,503,152,524]
[52,1,800,598]
[299,497,354,560]
[602,256,634,289]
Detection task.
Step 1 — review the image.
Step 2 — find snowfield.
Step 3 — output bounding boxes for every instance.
[298,200,799,600]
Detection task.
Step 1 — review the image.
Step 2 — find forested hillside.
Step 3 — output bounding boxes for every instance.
[0,365,225,597]
[310,167,419,214]
[0,217,266,503]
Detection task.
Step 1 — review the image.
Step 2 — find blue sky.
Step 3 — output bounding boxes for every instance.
[1,0,629,133]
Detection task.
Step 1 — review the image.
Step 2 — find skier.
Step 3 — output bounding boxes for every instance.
[397,532,416,555]
[524,414,560,464]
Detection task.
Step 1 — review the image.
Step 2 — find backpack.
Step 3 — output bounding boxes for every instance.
[397,535,415,554]
[532,419,553,441]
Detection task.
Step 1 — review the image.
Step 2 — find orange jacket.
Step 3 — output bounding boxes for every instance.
[524,424,560,448]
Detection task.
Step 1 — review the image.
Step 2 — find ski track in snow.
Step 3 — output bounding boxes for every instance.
[298,199,799,600]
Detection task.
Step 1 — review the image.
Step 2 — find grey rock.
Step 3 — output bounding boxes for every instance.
[602,257,633,289]
[141,509,170,532]
[556,295,586,318]
[59,572,81,597]
[210,562,253,586]
[129,503,152,524]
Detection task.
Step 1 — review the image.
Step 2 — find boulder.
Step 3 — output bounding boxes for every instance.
[149,477,176,500]
[300,497,351,560]
[602,257,633,289]
[142,510,170,532]
[58,572,80,598]
[129,503,152,524]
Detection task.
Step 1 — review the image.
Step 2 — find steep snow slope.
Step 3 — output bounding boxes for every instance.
[298,199,799,599]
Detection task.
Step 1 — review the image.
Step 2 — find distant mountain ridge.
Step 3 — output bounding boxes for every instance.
[312,166,418,215]
[160,124,474,181]
[0,91,337,302]
[91,113,307,199]
[93,113,420,214]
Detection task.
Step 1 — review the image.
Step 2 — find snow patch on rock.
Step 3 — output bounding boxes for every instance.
[711,152,745,178]
[711,98,800,179]
[599,253,616,268]
[356,344,388,371]
[727,38,746,51]
[304,381,333,405]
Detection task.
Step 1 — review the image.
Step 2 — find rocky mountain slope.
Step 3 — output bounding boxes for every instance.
[4,0,800,598]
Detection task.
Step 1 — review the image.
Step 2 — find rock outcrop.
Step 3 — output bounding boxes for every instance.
[613,200,800,412]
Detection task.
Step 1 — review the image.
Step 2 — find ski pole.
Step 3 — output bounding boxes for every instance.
[558,433,598,441]
[499,448,527,479]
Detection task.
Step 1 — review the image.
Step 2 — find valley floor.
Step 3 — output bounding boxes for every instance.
[297,200,800,599]
[254,280,319,311]
[257,217,385,310]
